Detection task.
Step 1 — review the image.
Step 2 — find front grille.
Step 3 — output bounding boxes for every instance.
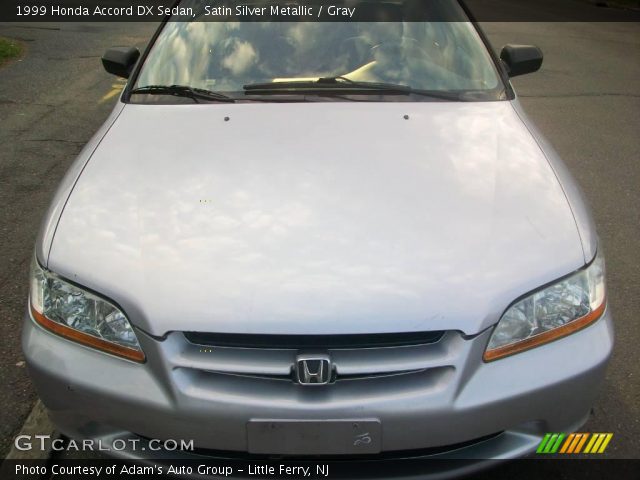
[166,330,460,396]
[183,331,445,349]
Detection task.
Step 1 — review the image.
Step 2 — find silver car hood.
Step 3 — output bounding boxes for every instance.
[48,102,584,337]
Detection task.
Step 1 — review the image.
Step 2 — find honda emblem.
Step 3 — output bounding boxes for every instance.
[295,354,332,385]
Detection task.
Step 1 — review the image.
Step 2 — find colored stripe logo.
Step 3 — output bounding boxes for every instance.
[537,433,613,454]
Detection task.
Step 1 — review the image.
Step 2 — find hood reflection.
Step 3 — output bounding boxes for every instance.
[48,102,583,337]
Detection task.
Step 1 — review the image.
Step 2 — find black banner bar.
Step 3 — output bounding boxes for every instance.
[0,0,640,22]
[2,459,640,480]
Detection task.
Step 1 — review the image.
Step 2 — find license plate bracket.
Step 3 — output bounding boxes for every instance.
[247,419,382,455]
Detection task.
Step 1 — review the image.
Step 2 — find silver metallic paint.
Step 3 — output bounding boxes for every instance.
[46,101,585,337]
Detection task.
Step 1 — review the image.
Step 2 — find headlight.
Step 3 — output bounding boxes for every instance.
[484,251,606,362]
[29,258,145,362]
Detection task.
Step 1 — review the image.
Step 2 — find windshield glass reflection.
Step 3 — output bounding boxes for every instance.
[134,19,502,101]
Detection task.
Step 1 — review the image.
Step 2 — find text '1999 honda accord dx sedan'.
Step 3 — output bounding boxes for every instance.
[22,0,613,476]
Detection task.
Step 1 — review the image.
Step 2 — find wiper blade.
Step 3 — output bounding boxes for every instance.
[130,85,235,103]
[244,76,462,100]
[244,77,409,93]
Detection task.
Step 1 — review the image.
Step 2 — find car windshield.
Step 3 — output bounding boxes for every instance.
[132,1,504,102]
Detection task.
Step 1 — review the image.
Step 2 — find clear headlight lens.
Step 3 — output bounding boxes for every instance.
[29,258,145,362]
[484,251,606,362]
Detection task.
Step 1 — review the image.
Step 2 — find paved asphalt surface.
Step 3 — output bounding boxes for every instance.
[0,14,638,480]
[0,21,158,457]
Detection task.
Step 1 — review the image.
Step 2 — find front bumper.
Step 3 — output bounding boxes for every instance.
[22,307,613,466]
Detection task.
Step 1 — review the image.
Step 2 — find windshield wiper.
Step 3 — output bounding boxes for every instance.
[130,85,235,103]
[243,76,462,101]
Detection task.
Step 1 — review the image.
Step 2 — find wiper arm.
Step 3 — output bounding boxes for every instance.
[323,76,463,100]
[130,85,235,103]
[243,76,462,100]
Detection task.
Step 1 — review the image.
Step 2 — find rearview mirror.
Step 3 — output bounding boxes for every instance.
[500,45,543,77]
[101,47,140,79]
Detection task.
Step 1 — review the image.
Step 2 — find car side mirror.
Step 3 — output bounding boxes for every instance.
[500,44,543,77]
[101,47,140,79]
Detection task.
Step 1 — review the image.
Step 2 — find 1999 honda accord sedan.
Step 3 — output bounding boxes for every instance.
[23,0,613,475]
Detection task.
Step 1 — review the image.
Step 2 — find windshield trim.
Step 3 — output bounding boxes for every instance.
[127,90,506,105]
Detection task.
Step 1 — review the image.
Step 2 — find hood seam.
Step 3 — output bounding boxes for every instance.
[508,101,588,264]
[45,103,128,267]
